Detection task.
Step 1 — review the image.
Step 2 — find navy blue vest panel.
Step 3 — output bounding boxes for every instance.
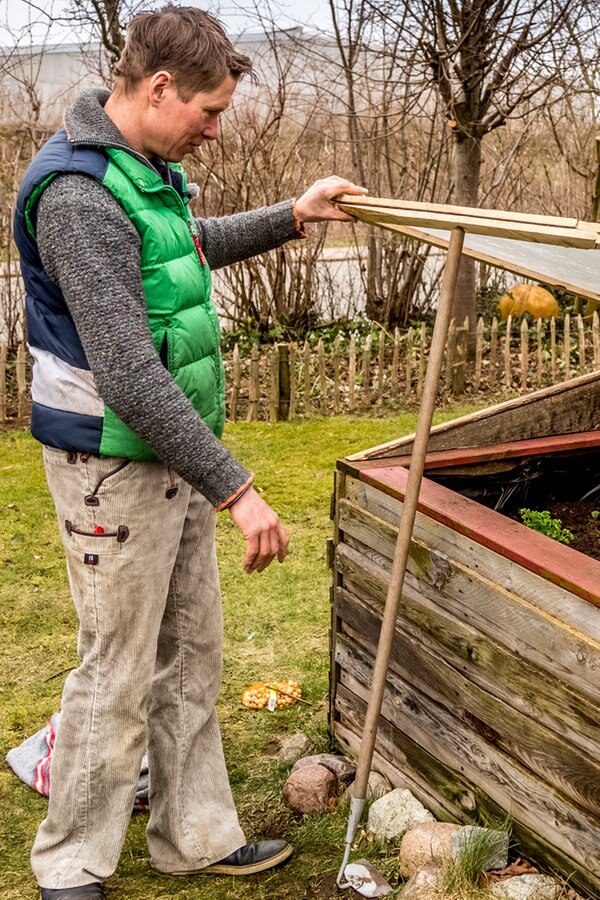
[14,130,109,369]
[30,401,104,454]
[170,169,185,198]
[26,296,89,371]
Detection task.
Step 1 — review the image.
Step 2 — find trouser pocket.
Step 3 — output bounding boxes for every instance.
[65,520,130,542]
[81,459,131,507]
[63,519,129,562]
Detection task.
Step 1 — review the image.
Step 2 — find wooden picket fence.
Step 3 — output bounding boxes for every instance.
[227,312,600,422]
[0,341,28,424]
[1,312,599,425]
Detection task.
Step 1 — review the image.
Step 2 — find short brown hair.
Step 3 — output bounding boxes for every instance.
[113,5,253,99]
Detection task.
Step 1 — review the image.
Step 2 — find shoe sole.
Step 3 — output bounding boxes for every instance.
[171,843,294,876]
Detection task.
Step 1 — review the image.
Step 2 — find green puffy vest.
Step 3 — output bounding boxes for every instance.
[27,145,225,460]
[101,148,225,458]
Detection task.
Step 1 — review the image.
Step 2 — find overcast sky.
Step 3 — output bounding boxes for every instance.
[0,0,332,46]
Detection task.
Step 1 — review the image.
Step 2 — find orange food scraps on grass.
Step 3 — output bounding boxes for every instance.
[241,680,302,710]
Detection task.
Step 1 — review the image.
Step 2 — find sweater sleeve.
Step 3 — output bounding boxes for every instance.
[35,173,251,509]
[196,200,303,270]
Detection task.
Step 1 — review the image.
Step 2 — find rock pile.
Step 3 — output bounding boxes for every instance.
[274,736,584,899]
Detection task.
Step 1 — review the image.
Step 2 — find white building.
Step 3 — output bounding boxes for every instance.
[0,26,343,128]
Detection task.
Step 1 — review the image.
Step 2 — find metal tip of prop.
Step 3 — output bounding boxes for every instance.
[336,796,366,888]
[336,844,352,888]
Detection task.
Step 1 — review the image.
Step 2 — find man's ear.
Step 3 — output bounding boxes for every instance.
[147,71,174,107]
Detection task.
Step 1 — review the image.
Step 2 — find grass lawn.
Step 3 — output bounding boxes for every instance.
[0,409,476,899]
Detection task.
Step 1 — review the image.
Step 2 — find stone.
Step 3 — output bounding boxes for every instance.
[400,863,440,899]
[366,770,393,799]
[266,732,312,764]
[292,753,356,785]
[451,825,510,871]
[340,859,393,896]
[367,788,435,841]
[399,821,462,878]
[490,874,563,899]
[347,770,393,800]
[282,763,337,813]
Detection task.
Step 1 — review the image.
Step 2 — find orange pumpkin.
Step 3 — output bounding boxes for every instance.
[497,284,559,319]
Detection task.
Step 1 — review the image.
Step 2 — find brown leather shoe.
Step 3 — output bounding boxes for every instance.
[40,885,103,899]
[173,840,293,875]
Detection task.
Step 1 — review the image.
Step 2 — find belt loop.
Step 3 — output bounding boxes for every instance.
[166,466,179,499]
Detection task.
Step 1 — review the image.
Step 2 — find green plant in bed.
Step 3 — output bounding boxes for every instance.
[518,508,574,544]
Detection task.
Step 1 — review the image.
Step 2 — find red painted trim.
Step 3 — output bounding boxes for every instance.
[347,430,600,472]
[358,463,600,609]
[423,430,600,470]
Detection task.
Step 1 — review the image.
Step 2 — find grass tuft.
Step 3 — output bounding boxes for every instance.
[437,825,509,899]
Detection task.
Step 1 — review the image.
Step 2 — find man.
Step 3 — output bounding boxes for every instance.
[14,6,366,898]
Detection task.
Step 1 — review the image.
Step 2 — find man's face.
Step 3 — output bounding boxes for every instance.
[147,74,237,162]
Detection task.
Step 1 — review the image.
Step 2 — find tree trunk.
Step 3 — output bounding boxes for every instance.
[452,135,482,334]
[592,135,600,222]
[365,232,384,321]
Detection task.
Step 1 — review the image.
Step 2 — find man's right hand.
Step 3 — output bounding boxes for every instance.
[228,486,289,573]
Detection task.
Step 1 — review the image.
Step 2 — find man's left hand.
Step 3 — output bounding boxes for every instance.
[295,176,367,223]
[228,486,289,573]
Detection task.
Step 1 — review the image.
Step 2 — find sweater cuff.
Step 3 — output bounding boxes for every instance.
[291,199,307,238]
[215,473,255,512]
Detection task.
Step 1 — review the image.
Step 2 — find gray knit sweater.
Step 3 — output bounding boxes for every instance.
[35,90,301,508]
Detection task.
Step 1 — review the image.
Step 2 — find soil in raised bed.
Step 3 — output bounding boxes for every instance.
[430,451,600,561]
[539,499,600,561]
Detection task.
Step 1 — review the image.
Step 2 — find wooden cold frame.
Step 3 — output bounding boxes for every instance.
[330,428,600,895]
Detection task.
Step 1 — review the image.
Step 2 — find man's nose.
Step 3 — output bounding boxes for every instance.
[202,119,220,141]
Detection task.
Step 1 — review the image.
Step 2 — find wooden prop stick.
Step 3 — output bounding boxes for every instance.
[336,226,466,886]
[336,195,600,249]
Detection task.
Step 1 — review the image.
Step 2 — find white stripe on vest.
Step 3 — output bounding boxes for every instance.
[30,345,104,416]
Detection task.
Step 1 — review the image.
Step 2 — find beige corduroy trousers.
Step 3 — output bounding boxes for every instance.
[32,447,245,890]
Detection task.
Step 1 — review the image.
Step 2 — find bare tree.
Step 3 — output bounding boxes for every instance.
[0,128,28,350]
[422,0,592,330]
[189,32,350,334]
[63,0,155,80]
[322,0,452,326]
[6,0,151,85]
[329,0,598,332]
